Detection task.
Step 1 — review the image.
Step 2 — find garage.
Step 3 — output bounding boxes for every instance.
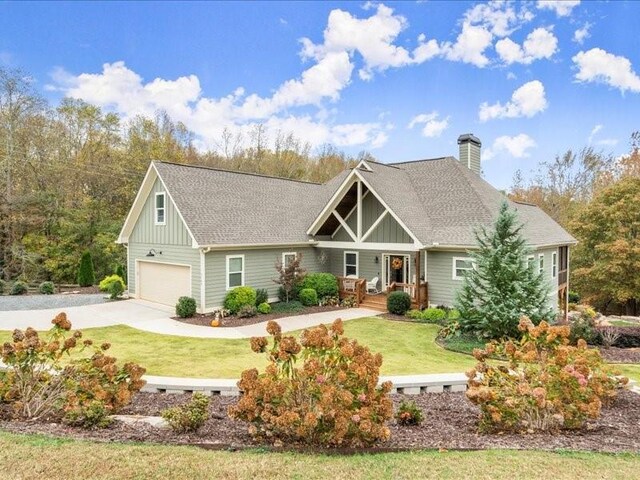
[137,261,191,307]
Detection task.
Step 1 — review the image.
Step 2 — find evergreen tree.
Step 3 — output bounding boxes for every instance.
[115,264,127,285]
[455,202,553,339]
[77,251,96,287]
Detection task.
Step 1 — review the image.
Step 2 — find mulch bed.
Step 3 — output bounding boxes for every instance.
[379,313,415,323]
[58,286,101,295]
[598,347,640,364]
[174,305,347,328]
[2,389,639,453]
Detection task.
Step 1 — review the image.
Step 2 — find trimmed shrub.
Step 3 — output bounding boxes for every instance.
[466,316,626,433]
[569,291,581,304]
[77,251,96,287]
[10,281,28,296]
[229,319,393,447]
[447,308,461,321]
[238,305,257,318]
[115,265,127,285]
[0,279,6,295]
[257,302,272,314]
[297,273,338,300]
[271,300,304,314]
[99,275,126,299]
[39,281,55,295]
[419,308,447,324]
[406,309,422,320]
[299,288,318,306]
[568,309,599,345]
[387,291,411,315]
[224,286,257,314]
[162,392,210,434]
[176,296,197,318]
[395,400,424,426]
[255,288,269,306]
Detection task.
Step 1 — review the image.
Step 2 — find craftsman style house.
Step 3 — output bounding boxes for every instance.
[117,134,575,315]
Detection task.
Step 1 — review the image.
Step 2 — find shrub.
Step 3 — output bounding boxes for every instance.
[274,254,305,303]
[340,295,358,308]
[255,288,269,306]
[0,279,5,295]
[568,310,598,345]
[0,313,146,426]
[466,316,626,433]
[319,295,340,307]
[395,400,424,426]
[238,305,257,318]
[419,307,447,324]
[387,291,411,315]
[569,291,581,304]
[600,327,621,349]
[115,265,127,285]
[224,286,257,314]
[229,319,393,447]
[447,308,461,321]
[161,392,210,434]
[271,300,304,314]
[175,296,197,318]
[39,281,55,295]
[257,302,271,314]
[406,309,422,320]
[595,326,640,348]
[10,281,28,296]
[99,275,126,300]
[297,273,338,300]
[299,288,318,306]
[77,251,96,287]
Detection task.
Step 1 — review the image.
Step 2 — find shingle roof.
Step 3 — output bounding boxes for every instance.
[152,157,576,249]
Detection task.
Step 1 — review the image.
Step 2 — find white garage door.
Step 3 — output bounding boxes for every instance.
[138,261,191,307]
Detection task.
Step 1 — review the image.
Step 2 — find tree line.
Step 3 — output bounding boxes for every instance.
[0,67,364,284]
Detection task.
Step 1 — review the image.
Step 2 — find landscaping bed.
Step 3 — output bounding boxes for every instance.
[598,347,640,364]
[2,389,639,453]
[174,304,347,328]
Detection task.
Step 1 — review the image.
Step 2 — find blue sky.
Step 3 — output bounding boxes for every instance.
[1,1,639,188]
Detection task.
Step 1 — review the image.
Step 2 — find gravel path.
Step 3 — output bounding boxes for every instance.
[0,293,108,311]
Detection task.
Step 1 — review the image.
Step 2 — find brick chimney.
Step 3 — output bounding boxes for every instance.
[457,133,482,175]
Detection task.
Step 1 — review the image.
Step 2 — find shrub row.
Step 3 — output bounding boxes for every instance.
[406,307,460,325]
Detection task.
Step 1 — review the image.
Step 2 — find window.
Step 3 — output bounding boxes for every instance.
[452,257,474,280]
[344,251,358,277]
[155,192,166,225]
[538,254,544,275]
[552,251,557,278]
[527,255,535,271]
[226,255,244,289]
[282,252,297,267]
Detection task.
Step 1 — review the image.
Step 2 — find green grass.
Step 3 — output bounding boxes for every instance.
[438,334,486,355]
[0,431,638,479]
[609,320,639,327]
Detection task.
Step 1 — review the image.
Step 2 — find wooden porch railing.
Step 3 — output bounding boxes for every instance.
[387,282,428,308]
[337,276,367,306]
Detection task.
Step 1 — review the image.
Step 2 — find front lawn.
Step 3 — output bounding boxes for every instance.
[0,431,639,480]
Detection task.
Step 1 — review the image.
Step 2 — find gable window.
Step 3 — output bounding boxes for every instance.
[538,254,545,275]
[527,255,536,271]
[155,192,166,225]
[344,251,358,277]
[552,251,558,278]
[226,255,244,289]
[452,257,474,280]
[282,252,297,267]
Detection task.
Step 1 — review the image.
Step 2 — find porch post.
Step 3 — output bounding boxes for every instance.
[415,250,421,308]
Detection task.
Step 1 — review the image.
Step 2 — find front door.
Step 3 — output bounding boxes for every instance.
[382,254,409,290]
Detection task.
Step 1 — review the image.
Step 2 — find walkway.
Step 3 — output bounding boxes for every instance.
[0,299,380,339]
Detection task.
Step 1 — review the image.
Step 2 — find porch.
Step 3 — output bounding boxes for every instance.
[337,276,428,312]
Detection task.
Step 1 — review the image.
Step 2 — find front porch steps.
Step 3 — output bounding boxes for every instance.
[359,293,388,312]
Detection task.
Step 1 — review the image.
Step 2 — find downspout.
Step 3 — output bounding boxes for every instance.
[200,249,206,314]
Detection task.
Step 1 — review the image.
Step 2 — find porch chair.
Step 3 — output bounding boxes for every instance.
[366,276,380,294]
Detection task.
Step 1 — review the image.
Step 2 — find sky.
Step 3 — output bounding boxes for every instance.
[1,0,639,189]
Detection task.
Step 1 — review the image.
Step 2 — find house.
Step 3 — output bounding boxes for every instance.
[117,133,576,315]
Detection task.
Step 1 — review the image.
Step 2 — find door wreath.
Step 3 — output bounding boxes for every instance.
[391,257,403,270]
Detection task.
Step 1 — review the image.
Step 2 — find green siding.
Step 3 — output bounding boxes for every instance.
[459,143,481,175]
[204,247,323,310]
[129,177,193,246]
[332,192,412,243]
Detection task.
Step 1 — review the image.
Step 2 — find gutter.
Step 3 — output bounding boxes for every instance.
[198,241,318,252]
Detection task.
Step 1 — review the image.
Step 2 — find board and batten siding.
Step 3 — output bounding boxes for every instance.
[204,247,324,310]
[426,247,560,311]
[332,193,413,243]
[127,177,201,308]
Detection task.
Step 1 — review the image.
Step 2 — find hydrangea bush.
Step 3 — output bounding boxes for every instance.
[466,316,627,433]
[229,319,393,447]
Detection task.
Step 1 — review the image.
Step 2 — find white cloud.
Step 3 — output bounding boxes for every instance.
[506,72,517,80]
[536,0,580,17]
[588,124,603,144]
[479,80,547,121]
[587,124,617,146]
[573,22,591,44]
[484,134,537,160]
[440,22,494,67]
[464,1,534,37]
[407,111,450,138]
[573,48,640,93]
[495,27,558,65]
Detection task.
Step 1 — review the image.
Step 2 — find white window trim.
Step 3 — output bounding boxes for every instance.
[551,251,558,278]
[226,254,245,290]
[154,192,166,226]
[452,256,474,281]
[344,251,359,277]
[282,251,297,267]
[538,253,544,275]
[527,254,535,270]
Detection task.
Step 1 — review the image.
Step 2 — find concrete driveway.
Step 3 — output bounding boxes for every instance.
[0,299,381,339]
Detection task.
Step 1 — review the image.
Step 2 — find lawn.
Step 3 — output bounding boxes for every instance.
[0,431,638,480]
[2,316,639,382]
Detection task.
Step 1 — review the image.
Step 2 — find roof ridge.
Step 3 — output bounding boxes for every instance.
[154,160,323,185]
[361,159,401,169]
[445,159,504,219]
[388,156,454,166]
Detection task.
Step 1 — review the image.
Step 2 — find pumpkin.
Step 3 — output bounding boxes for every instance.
[210,319,221,327]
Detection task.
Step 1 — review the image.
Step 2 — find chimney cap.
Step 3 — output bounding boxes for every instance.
[457,133,481,147]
